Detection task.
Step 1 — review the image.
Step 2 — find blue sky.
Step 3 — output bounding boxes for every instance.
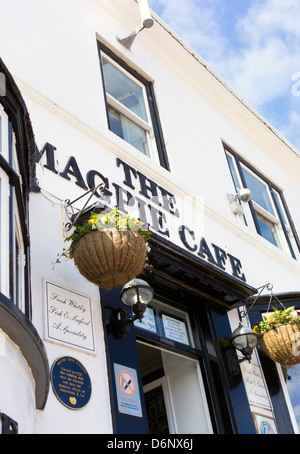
[148,0,300,152]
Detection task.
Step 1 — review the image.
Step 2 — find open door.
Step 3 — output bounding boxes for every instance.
[138,342,213,434]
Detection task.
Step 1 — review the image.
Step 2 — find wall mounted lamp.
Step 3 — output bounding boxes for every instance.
[117,0,154,50]
[231,324,258,362]
[111,278,154,338]
[226,325,258,376]
[227,188,252,216]
[227,284,273,375]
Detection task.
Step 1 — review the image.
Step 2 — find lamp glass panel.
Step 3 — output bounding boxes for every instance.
[232,335,247,351]
[247,334,258,348]
[121,279,153,307]
[137,286,153,305]
[121,288,139,307]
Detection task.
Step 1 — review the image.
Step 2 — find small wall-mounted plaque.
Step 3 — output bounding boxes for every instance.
[45,281,95,352]
[114,363,142,418]
[50,356,92,410]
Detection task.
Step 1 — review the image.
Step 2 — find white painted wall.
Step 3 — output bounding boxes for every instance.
[29,192,113,434]
[0,331,36,434]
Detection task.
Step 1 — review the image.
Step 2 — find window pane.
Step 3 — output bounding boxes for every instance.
[283,364,300,432]
[102,58,148,122]
[256,213,280,247]
[15,235,20,308]
[226,154,240,190]
[273,191,288,225]
[108,106,150,156]
[0,178,1,288]
[241,168,275,215]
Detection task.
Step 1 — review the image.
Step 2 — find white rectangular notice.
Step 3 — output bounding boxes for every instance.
[162,314,189,345]
[133,306,157,333]
[45,281,95,352]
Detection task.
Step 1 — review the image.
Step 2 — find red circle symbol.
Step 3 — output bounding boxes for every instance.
[118,371,136,397]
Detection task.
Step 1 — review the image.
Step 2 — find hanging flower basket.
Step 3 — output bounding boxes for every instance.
[258,323,300,366]
[253,306,300,366]
[65,208,150,289]
[72,228,147,288]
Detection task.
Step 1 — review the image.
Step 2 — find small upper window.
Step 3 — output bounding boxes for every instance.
[225,145,300,259]
[98,43,169,170]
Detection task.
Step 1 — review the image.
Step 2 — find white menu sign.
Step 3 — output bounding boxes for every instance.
[240,361,270,408]
[45,281,95,352]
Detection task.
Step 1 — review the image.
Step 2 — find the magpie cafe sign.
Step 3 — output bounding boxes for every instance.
[36,143,246,282]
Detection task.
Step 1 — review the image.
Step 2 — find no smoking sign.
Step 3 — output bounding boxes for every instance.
[114,363,142,418]
[118,370,136,397]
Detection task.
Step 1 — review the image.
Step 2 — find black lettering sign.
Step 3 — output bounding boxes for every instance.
[178,225,197,252]
[59,156,88,190]
[36,144,247,282]
[179,224,246,281]
[35,142,58,174]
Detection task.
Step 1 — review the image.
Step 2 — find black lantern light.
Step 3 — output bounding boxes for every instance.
[226,283,274,375]
[225,324,258,376]
[231,324,258,362]
[112,279,154,338]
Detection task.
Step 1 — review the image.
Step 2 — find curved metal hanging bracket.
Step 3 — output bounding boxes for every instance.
[64,183,107,232]
[239,283,274,320]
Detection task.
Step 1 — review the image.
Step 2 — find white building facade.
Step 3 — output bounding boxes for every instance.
[0,0,299,435]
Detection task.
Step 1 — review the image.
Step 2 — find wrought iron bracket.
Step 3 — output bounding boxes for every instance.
[239,283,274,320]
[64,183,107,232]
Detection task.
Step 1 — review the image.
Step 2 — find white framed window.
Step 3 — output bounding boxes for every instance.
[0,170,10,296]
[0,106,10,297]
[98,43,169,170]
[13,202,25,311]
[101,53,154,158]
[225,146,300,259]
[0,109,27,311]
[0,104,9,161]
[241,165,284,250]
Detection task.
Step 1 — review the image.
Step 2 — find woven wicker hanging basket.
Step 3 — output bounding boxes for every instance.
[72,228,147,289]
[259,323,300,366]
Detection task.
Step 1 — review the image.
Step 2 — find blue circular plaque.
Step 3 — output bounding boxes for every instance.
[50,356,92,410]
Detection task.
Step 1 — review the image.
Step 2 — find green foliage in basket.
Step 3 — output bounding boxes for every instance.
[65,207,151,257]
[253,306,300,335]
